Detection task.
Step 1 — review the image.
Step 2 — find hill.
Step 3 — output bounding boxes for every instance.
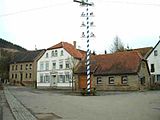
[0,38,27,52]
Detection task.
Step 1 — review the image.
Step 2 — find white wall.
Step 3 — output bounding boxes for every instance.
[147,42,160,82]
[37,48,76,87]
[148,45,160,74]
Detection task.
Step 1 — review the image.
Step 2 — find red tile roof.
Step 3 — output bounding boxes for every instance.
[133,47,153,58]
[75,51,144,75]
[47,42,84,59]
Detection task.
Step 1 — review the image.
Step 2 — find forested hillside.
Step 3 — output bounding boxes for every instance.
[0,38,27,51]
[0,38,27,81]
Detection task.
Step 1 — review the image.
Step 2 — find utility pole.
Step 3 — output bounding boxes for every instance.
[74,0,95,95]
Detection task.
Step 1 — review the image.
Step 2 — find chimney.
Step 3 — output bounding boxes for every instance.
[35,45,37,51]
[73,41,76,48]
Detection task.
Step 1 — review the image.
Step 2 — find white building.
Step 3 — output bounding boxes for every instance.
[147,40,160,83]
[37,41,85,88]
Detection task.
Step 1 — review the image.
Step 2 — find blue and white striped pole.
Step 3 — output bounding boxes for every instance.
[74,0,94,95]
[86,0,91,94]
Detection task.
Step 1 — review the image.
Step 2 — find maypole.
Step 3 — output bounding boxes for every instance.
[74,0,95,95]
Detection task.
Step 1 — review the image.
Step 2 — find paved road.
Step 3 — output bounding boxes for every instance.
[7,86,160,120]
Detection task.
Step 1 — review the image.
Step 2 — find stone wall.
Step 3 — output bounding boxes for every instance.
[93,75,139,91]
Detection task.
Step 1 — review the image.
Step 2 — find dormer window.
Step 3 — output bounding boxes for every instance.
[154,50,158,56]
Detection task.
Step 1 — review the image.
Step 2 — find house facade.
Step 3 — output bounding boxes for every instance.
[37,41,84,88]
[75,51,151,91]
[147,40,160,85]
[9,50,45,87]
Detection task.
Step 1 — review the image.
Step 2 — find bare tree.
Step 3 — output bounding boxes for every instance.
[110,36,125,53]
[68,57,79,91]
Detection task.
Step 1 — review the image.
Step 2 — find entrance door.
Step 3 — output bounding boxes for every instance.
[79,75,87,89]
[51,75,57,86]
[20,73,23,83]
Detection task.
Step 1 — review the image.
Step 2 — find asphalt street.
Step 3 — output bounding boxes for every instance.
[6,86,160,120]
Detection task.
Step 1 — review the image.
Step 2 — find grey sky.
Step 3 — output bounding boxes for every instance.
[0,0,159,53]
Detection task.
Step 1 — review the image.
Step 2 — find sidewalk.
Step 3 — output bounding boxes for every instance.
[3,86,37,120]
[0,90,15,120]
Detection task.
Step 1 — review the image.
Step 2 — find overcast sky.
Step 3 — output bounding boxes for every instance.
[0,0,160,53]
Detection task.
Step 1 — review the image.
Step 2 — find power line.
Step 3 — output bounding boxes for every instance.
[99,0,160,7]
[1,0,160,18]
[0,1,72,17]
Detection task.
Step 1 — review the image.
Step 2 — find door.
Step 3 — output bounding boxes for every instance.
[20,73,23,84]
[51,75,57,86]
[79,75,87,89]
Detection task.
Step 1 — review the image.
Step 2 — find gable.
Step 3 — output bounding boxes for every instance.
[47,42,84,59]
[146,40,160,59]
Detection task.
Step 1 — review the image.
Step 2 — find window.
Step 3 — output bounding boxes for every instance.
[12,65,14,71]
[51,50,58,57]
[26,64,28,70]
[45,75,50,83]
[15,74,17,79]
[29,64,32,69]
[65,60,70,69]
[151,64,155,72]
[157,75,160,82]
[29,73,32,78]
[12,74,14,78]
[51,51,54,57]
[140,77,145,85]
[58,75,65,83]
[40,62,44,70]
[15,65,18,70]
[39,74,50,83]
[55,50,58,57]
[46,53,49,58]
[45,62,49,70]
[97,77,102,84]
[60,50,63,56]
[154,50,158,56]
[109,77,114,84]
[59,60,63,69]
[26,73,28,78]
[52,61,56,69]
[40,74,43,83]
[121,76,128,84]
[65,72,70,83]
[20,65,23,70]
